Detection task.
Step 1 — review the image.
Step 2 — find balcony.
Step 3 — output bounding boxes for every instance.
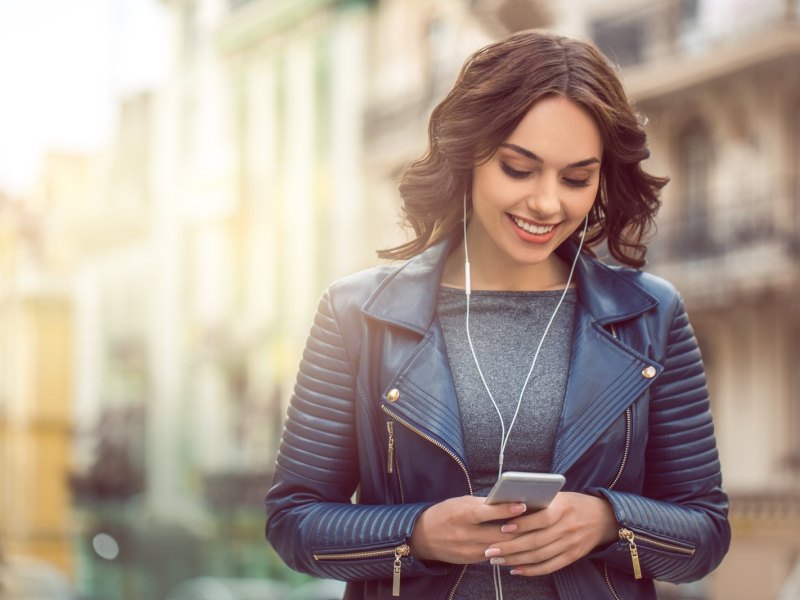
[590,0,800,100]
[648,193,799,303]
[729,489,800,537]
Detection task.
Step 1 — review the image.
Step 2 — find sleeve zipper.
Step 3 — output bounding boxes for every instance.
[619,527,696,580]
[314,543,411,597]
[392,544,410,596]
[619,528,642,579]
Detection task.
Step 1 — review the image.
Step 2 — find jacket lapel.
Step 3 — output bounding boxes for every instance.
[549,307,662,474]
[550,243,663,474]
[363,238,469,465]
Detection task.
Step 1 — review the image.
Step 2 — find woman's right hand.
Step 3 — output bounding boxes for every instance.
[409,496,526,564]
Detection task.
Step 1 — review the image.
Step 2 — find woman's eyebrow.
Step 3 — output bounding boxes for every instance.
[499,142,600,168]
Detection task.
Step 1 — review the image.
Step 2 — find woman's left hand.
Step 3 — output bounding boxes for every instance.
[483,492,618,576]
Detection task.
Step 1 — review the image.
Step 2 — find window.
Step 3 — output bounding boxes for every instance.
[675,119,714,255]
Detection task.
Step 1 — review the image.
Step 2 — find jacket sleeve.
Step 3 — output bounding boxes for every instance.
[264,287,443,582]
[590,295,731,583]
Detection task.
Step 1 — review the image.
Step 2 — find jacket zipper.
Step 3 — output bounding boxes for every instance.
[608,407,632,489]
[604,322,626,600]
[381,406,473,495]
[314,544,411,597]
[387,421,395,473]
[604,564,622,600]
[386,420,406,503]
[604,403,630,600]
[381,405,472,599]
[607,322,631,490]
[448,565,468,600]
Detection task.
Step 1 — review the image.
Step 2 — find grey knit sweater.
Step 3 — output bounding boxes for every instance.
[437,286,576,600]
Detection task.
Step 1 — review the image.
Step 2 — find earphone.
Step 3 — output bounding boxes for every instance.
[461,193,589,599]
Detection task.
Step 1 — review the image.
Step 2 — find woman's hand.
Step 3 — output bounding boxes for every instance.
[482,492,618,576]
[410,496,528,564]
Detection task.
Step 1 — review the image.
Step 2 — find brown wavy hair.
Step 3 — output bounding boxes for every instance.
[378,30,667,268]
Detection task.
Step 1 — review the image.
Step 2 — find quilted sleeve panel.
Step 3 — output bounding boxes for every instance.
[592,295,731,583]
[264,288,443,582]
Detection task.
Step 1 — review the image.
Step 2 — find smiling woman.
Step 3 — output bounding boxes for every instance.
[265,30,730,600]
[442,96,603,291]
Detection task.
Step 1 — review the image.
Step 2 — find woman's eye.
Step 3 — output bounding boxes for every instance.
[500,163,531,179]
[563,177,591,188]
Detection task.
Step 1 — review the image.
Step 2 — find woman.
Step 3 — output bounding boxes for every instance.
[265,30,730,599]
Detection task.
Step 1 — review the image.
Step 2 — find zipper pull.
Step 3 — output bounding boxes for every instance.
[392,543,410,597]
[387,421,395,474]
[619,528,642,579]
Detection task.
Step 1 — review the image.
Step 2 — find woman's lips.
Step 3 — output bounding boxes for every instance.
[507,214,559,244]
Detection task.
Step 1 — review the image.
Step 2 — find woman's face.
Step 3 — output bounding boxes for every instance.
[468,95,602,283]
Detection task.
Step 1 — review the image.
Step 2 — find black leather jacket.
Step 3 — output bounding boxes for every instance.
[265,238,730,599]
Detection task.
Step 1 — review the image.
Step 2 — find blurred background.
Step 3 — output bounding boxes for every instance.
[0,0,798,598]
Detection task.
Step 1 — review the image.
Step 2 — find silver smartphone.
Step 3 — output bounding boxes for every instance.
[485,472,566,510]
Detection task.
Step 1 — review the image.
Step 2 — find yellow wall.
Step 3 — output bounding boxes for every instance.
[0,297,73,577]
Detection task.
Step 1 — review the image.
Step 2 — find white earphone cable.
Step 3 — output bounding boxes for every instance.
[462,194,589,600]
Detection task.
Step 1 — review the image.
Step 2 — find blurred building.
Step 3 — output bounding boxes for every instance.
[585,0,800,598]
[151,0,377,519]
[2,0,791,597]
[0,154,87,581]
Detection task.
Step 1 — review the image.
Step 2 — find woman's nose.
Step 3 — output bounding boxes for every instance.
[525,174,560,216]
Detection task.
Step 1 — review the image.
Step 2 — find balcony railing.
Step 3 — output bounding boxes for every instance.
[591,0,798,68]
[650,194,798,263]
[729,490,800,534]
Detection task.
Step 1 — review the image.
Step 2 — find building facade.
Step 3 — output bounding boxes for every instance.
[5,0,795,597]
[585,0,800,597]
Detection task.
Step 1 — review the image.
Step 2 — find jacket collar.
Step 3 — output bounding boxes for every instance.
[362,235,659,329]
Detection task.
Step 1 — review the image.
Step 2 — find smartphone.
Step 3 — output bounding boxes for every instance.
[485,472,565,510]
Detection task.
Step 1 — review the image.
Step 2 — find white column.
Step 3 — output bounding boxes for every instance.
[281,37,316,404]
[147,74,187,519]
[329,12,368,278]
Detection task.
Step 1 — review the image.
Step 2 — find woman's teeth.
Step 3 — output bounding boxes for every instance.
[511,216,555,235]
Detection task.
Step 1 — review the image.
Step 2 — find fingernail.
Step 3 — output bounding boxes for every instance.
[500,524,518,533]
[510,569,523,576]
[484,548,501,558]
[510,503,527,514]
[489,557,506,566]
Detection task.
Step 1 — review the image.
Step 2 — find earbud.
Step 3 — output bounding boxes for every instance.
[463,193,471,296]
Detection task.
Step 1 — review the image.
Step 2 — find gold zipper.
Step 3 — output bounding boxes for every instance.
[313,544,407,561]
[608,407,631,489]
[381,406,473,496]
[387,421,395,474]
[396,453,406,504]
[392,544,410,596]
[386,419,406,502]
[619,528,642,579]
[621,528,696,556]
[381,405,473,598]
[603,564,622,600]
[619,527,696,581]
[605,324,632,597]
[314,543,410,598]
[448,565,468,600]
[607,322,631,491]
